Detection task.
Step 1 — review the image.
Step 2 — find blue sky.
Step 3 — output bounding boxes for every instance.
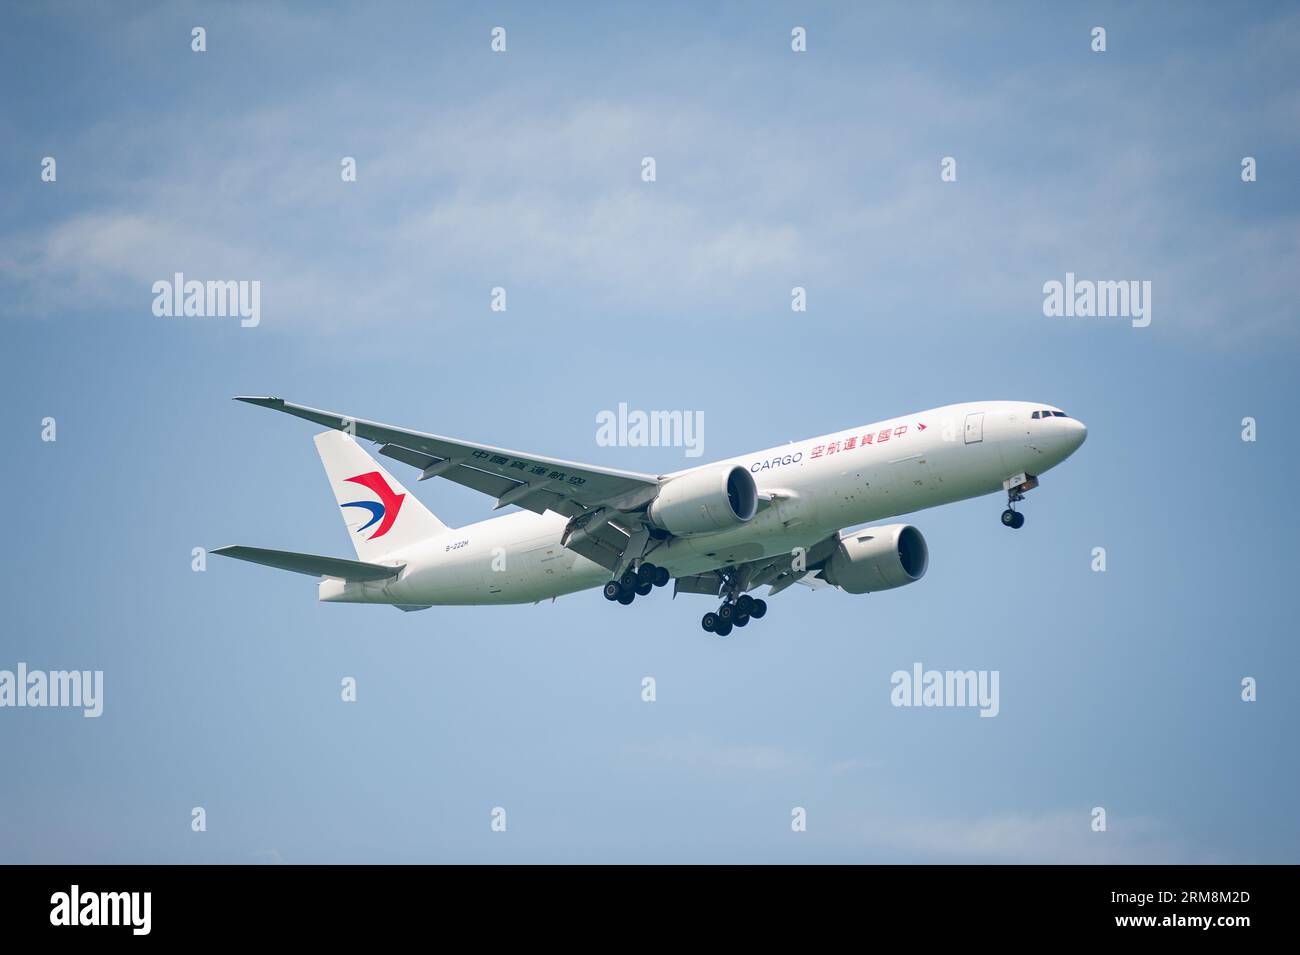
[1,1,1297,862]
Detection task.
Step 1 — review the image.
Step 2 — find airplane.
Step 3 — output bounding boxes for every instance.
[215,398,1086,635]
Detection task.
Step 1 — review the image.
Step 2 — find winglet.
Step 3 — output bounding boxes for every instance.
[231,396,356,432]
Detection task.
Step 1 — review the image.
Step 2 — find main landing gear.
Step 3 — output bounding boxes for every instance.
[700,593,768,636]
[602,562,671,605]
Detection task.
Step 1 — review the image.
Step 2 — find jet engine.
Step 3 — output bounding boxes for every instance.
[821,524,929,594]
[646,465,758,536]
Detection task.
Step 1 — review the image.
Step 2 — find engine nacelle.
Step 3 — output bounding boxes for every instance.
[647,465,758,536]
[822,524,929,594]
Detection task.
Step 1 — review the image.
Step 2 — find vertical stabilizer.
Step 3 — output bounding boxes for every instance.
[313,430,448,561]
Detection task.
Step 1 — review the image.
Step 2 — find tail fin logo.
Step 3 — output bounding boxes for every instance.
[340,471,405,540]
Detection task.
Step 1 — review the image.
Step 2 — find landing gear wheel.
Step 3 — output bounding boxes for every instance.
[620,570,638,589]
[701,612,718,633]
[617,589,635,605]
[602,580,622,601]
[715,620,733,637]
[635,582,653,596]
[718,602,735,622]
[653,566,670,588]
[750,599,767,619]
[736,594,754,614]
[1002,483,1028,529]
[636,564,656,587]
[733,612,750,627]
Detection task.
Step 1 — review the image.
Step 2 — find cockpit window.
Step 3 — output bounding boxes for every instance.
[1052,411,1066,417]
[1031,411,1040,419]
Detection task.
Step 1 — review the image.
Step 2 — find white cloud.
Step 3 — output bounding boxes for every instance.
[626,735,811,776]
[851,809,1198,864]
[830,756,883,775]
[2,6,1297,349]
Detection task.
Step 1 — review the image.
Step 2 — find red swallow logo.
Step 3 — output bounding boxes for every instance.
[339,471,405,540]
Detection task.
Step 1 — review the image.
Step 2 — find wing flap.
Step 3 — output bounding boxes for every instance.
[436,463,521,500]
[377,443,436,472]
[673,572,724,597]
[562,521,631,571]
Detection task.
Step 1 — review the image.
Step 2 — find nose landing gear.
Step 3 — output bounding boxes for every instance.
[1000,473,1037,529]
[1001,506,1025,529]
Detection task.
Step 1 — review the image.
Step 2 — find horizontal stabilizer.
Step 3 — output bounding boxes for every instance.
[212,545,403,581]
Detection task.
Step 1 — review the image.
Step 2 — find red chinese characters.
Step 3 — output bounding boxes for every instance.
[810,422,924,459]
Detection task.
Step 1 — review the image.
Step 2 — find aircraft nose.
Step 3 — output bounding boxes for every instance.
[1065,418,1087,451]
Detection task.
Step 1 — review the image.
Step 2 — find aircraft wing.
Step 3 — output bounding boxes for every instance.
[235,397,663,572]
[234,397,661,520]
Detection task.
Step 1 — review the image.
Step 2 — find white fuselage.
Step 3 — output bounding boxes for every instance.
[318,400,1086,606]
